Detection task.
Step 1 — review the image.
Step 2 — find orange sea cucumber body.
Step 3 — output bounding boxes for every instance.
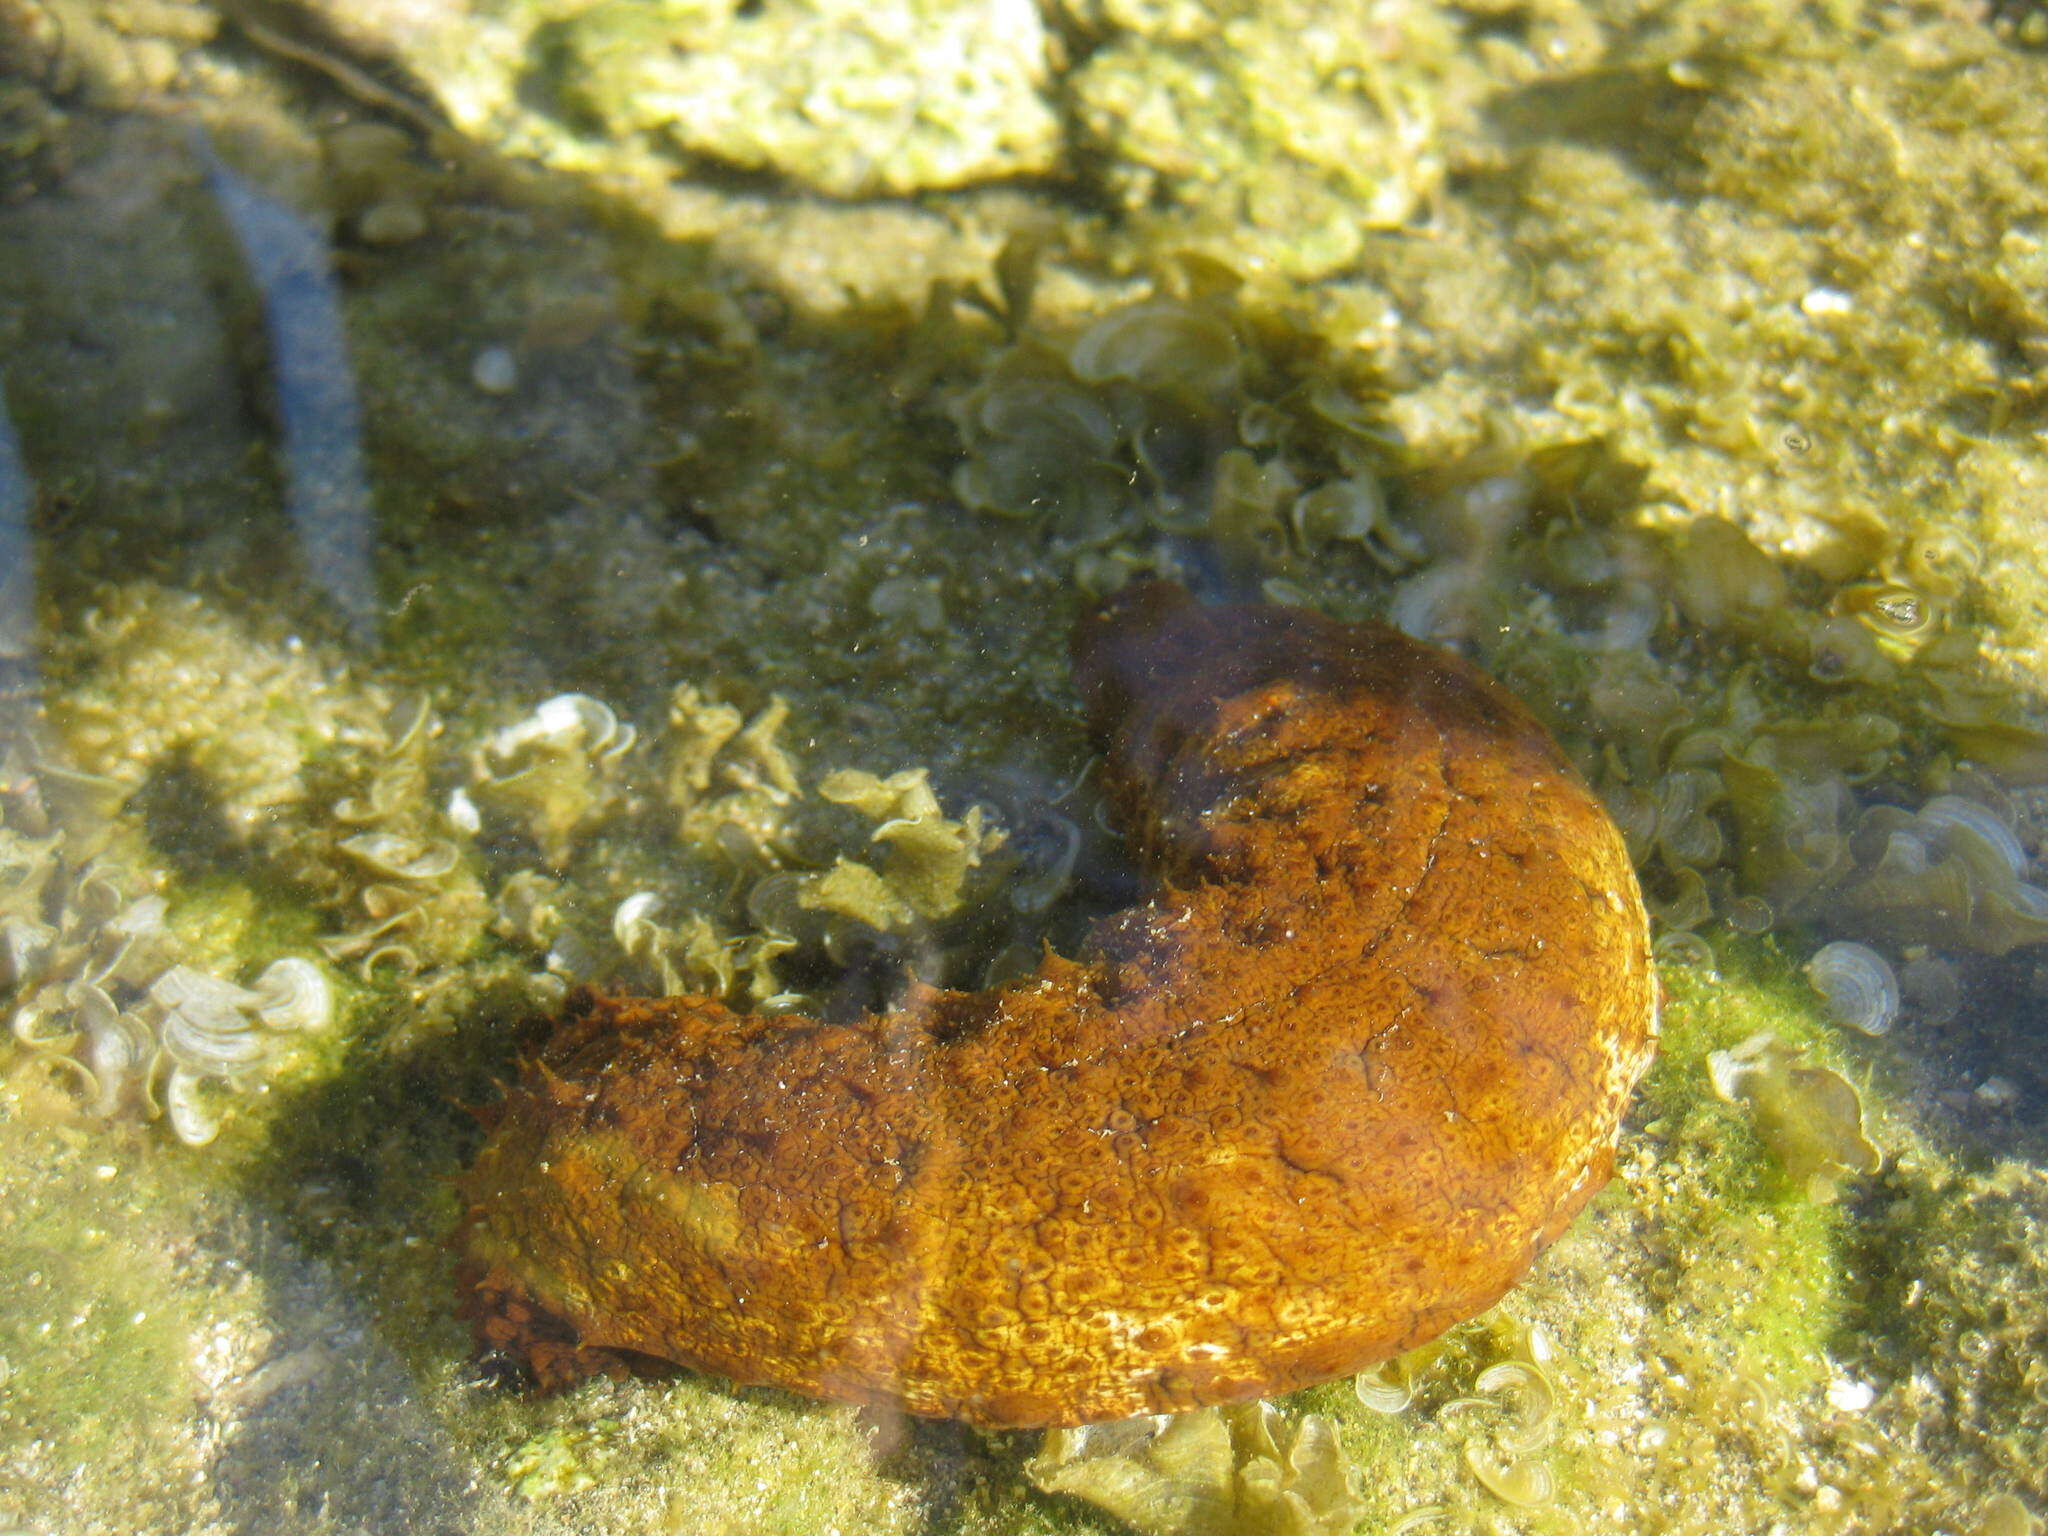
[457,581,1657,1427]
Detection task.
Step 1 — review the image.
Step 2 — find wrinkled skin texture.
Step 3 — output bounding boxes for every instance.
[457,581,1657,1427]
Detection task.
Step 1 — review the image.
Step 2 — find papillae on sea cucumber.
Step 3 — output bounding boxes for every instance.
[455,580,1657,1428]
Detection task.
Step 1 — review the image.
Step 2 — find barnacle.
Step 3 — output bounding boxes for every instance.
[1648,866,1713,932]
[1722,893,1775,934]
[1747,712,1901,782]
[1386,562,1493,644]
[318,883,430,976]
[1893,527,1981,600]
[1835,581,1939,659]
[323,120,436,246]
[1924,708,2048,786]
[1652,929,1720,972]
[1600,777,1660,866]
[949,291,1414,563]
[491,869,563,955]
[3,852,171,1058]
[948,343,1129,530]
[866,574,947,636]
[338,830,461,882]
[1916,795,2029,878]
[1804,614,1895,687]
[1026,1403,1362,1536]
[1351,1334,1454,1418]
[1804,941,1900,1036]
[1653,769,1726,869]
[1588,652,1687,740]
[1003,804,1083,916]
[249,956,332,1031]
[1471,1360,1560,1458]
[1288,474,1419,570]
[1707,1031,1880,1202]
[1208,449,1300,556]
[1353,1361,1418,1415]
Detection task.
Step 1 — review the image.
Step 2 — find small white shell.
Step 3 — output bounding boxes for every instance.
[251,957,333,1032]
[0,913,56,988]
[163,1066,224,1147]
[613,891,664,951]
[106,894,168,940]
[1804,941,1900,1036]
[1388,562,1484,642]
[149,964,260,1017]
[1918,794,2027,877]
[338,832,460,882]
[446,787,482,833]
[1353,1362,1415,1414]
[76,983,155,1114]
[487,693,632,763]
[151,966,270,1072]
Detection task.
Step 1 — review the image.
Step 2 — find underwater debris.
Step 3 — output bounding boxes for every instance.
[1707,1031,1880,1202]
[1897,949,1963,1025]
[455,582,1654,1424]
[1025,1402,1363,1536]
[195,131,378,641]
[497,1417,618,1502]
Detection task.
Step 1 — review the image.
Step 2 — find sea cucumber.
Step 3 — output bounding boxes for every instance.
[456,580,1657,1428]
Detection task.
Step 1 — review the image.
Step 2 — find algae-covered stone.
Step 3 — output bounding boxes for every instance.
[549,0,1062,196]
[1066,0,1464,278]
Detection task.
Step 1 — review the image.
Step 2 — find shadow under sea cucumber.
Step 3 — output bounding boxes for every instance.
[455,580,1658,1428]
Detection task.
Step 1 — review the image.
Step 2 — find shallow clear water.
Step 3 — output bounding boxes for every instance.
[3,2,2047,1533]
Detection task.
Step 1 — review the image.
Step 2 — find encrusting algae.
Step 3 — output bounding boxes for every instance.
[455,579,1657,1427]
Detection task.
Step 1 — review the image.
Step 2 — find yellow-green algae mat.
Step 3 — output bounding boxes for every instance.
[4,843,2043,1535]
